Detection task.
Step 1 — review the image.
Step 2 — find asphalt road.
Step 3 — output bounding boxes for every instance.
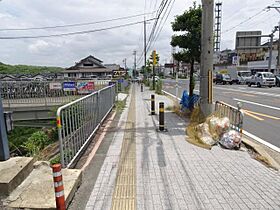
[163,79,280,148]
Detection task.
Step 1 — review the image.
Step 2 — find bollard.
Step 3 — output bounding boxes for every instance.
[52,164,66,210]
[141,83,143,92]
[159,102,165,131]
[151,94,155,115]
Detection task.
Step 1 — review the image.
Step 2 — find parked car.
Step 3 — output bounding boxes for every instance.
[248,72,275,88]
[215,74,233,85]
[275,75,280,87]
[237,71,252,84]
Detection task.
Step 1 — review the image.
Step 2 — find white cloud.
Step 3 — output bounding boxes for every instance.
[28,40,50,53]
[0,0,279,68]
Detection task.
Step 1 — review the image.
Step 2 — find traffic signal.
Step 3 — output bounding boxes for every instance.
[153,50,157,66]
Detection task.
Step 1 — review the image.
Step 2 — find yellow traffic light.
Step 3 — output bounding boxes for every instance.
[153,50,157,66]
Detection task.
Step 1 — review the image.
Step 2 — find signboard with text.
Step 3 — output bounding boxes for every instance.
[49,82,62,90]
[77,82,95,94]
[63,82,76,91]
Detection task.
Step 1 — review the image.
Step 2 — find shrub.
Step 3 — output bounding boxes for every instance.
[155,79,163,95]
[23,131,50,156]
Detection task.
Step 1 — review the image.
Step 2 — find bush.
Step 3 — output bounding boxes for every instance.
[155,79,163,95]
[8,127,41,155]
[23,131,51,156]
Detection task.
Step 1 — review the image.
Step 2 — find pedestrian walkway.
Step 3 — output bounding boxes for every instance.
[86,84,280,210]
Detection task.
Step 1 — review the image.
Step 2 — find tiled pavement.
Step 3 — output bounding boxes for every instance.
[86,84,280,210]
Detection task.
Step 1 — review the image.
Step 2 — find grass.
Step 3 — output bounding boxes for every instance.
[115,100,126,113]
[8,126,58,158]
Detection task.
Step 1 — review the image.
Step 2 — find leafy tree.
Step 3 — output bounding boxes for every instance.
[171,2,201,97]
[0,62,63,74]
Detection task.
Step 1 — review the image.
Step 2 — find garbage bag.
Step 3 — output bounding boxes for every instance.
[219,130,241,149]
[196,123,217,146]
[208,116,230,137]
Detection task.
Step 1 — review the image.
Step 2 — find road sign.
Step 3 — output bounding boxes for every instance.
[63,82,76,91]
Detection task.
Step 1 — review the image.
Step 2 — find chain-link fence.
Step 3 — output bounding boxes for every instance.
[56,85,116,168]
[0,80,110,107]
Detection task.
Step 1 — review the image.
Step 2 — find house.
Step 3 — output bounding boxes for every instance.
[63,55,113,79]
[0,75,17,81]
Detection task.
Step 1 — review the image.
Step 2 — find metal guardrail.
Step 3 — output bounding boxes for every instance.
[0,80,110,107]
[56,85,116,168]
[214,101,244,134]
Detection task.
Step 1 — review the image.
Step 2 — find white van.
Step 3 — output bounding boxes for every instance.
[248,72,275,88]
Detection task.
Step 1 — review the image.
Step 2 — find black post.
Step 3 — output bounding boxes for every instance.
[151,94,155,115]
[0,97,10,161]
[159,102,164,131]
[141,83,143,92]
[153,65,155,90]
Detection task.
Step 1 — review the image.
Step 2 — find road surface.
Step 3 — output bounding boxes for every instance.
[163,79,280,149]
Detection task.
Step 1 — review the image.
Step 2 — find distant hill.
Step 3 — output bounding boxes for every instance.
[0,62,63,74]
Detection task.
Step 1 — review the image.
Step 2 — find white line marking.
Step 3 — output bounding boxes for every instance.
[215,86,280,98]
[162,90,180,101]
[243,130,280,153]
[233,98,280,111]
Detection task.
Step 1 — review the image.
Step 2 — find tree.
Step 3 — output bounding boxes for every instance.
[171,2,201,97]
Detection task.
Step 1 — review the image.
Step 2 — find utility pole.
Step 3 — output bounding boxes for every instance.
[268,26,278,73]
[0,0,9,161]
[152,50,157,90]
[144,18,147,71]
[200,0,214,117]
[268,33,274,73]
[267,5,280,74]
[278,22,280,74]
[0,97,9,161]
[123,58,127,70]
[133,51,136,77]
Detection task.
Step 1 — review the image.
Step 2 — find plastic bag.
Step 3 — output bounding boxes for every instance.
[180,90,200,110]
[216,117,230,135]
[207,116,230,137]
[196,123,217,146]
[219,130,241,149]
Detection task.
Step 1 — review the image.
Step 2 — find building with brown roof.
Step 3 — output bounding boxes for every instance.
[63,55,113,79]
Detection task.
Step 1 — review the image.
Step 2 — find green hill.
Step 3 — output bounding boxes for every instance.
[0,62,63,74]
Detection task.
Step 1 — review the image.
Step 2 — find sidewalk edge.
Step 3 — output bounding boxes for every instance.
[242,137,280,170]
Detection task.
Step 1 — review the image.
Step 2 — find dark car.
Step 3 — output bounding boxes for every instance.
[275,75,280,87]
[215,74,233,85]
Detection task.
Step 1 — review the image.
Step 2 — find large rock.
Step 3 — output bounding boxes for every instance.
[0,157,34,197]
[3,161,82,210]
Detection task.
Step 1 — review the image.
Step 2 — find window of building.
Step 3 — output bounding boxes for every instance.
[83,63,93,67]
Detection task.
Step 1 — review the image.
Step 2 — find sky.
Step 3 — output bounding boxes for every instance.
[0,0,279,68]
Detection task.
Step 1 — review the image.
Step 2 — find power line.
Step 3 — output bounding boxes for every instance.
[136,0,170,66]
[148,0,175,52]
[221,8,267,34]
[0,18,157,40]
[137,0,173,66]
[0,12,155,31]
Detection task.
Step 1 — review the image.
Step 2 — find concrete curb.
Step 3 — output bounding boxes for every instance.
[242,137,280,170]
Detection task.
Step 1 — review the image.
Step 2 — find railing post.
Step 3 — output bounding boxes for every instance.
[56,111,65,168]
[43,81,47,107]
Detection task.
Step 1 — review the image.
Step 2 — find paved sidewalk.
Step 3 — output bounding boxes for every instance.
[86,84,280,209]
